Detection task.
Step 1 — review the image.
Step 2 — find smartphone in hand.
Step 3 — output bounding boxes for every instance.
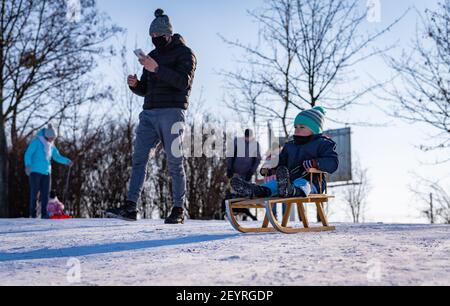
[134,49,147,59]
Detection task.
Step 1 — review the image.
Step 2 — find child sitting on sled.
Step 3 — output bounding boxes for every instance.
[231,107,339,199]
[47,191,71,219]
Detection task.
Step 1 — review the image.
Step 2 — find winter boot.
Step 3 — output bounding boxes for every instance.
[165,207,185,224]
[105,201,138,221]
[231,177,272,198]
[276,166,306,198]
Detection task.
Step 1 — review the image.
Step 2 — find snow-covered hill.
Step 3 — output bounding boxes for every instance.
[0,219,449,286]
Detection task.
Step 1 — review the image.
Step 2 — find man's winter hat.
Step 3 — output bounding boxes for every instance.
[149,9,173,36]
[245,129,253,138]
[44,124,57,139]
[294,106,326,135]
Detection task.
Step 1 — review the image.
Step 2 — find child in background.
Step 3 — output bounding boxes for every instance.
[47,191,71,219]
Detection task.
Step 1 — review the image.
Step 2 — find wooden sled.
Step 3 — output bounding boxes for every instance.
[225,169,336,234]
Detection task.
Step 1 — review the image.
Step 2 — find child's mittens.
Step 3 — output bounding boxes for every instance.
[303,159,318,170]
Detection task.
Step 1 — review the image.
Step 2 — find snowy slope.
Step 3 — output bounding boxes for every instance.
[0,219,449,286]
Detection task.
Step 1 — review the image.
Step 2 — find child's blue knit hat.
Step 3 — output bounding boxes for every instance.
[294,106,326,135]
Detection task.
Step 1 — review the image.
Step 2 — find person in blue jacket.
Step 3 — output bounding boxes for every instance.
[24,124,72,219]
[231,107,339,199]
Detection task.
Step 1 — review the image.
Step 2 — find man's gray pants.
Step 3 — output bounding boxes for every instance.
[127,108,186,208]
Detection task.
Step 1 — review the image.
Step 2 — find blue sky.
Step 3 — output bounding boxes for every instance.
[95,0,448,223]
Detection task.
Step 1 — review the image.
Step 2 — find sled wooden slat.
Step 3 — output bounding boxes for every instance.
[316,202,330,227]
[225,169,336,234]
[230,203,266,209]
[225,202,277,233]
[262,214,270,228]
[281,203,293,227]
[297,203,309,228]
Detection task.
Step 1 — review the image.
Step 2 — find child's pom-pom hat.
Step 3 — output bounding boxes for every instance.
[294,106,326,135]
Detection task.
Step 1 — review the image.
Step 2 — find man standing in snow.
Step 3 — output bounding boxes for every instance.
[106,9,197,224]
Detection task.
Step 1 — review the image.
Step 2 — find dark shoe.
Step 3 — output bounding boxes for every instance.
[244,209,258,221]
[231,177,272,198]
[277,166,295,198]
[105,201,138,222]
[231,177,254,198]
[276,167,307,198]
[165,207,185,224]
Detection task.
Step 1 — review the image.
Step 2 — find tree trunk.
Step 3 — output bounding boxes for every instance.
[0,115,8,218]
[0,0,7,217]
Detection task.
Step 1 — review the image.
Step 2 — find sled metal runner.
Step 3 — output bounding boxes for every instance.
[225,169,336,234]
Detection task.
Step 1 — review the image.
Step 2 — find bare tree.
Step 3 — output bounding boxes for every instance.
[53,114,141,218]
[411,176,450,224]
[221,0,406,137]
[7,110,132,218]
[425,193,436,224]
[343,161,370,223]
[223,69,268,128]
[387,2,449,155]
[184,116,229,220]
[433,185,450,224]
[0,0,121,216]
[221,0,298,136]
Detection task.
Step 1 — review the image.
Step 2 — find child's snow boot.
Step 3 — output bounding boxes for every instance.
[276,166,306,198]
[231,177,272,198]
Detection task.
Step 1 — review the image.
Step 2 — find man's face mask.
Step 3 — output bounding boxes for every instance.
[152,35,169,49]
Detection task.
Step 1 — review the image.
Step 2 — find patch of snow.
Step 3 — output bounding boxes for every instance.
[0,219,449,286]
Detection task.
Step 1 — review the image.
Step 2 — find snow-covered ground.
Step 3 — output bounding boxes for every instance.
[0,218,449,286]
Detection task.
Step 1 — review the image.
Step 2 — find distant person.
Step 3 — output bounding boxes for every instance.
[106,9,197,224]
[227,129,262,182]
[222,129,261,221]
[24,124,72,219]
[231,107,339,199]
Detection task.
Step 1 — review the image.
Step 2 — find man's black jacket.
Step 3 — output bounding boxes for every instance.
[131,34,197,110]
